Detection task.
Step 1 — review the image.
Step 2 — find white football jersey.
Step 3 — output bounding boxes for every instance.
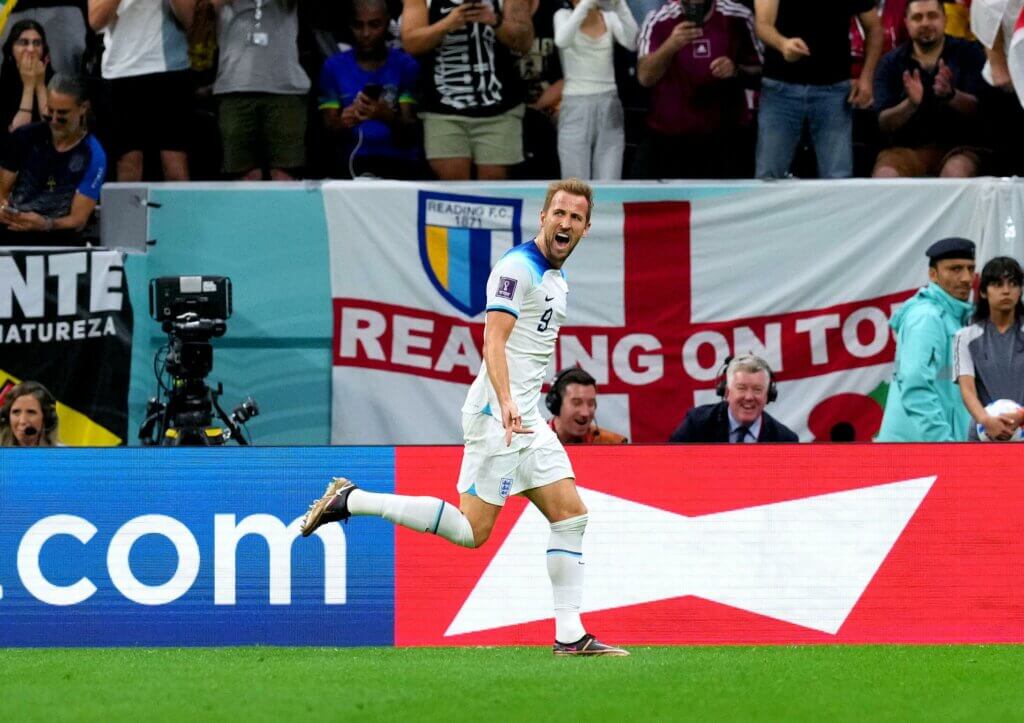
[462,239,568,421]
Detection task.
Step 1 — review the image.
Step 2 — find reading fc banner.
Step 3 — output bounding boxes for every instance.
[0,250,133,445]
[325,181,987,444]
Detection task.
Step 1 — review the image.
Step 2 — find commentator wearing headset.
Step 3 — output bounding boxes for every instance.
[669,354,798,443]
[546,366,628,445]
[0,380,60,447]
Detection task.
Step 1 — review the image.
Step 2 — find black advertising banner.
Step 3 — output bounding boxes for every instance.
[0,250,133,445]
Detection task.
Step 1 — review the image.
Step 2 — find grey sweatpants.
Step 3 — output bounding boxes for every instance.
[557,90,625,180]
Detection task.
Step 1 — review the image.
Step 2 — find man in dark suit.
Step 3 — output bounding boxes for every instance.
[669,353,799,443]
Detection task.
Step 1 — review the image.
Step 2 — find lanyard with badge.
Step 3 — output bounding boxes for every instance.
[248,0,269,46]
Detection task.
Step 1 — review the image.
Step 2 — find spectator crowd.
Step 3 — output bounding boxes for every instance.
[0,0,1023,202]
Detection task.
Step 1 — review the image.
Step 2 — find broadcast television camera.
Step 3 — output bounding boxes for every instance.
[139,276,259,446]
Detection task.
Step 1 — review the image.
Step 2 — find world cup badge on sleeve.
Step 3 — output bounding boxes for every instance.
[496,277,517,300]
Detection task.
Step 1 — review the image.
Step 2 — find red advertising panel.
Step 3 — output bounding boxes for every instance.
[394,445,1024,646]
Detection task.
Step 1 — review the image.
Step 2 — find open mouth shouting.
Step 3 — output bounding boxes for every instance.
[553,231,571,250]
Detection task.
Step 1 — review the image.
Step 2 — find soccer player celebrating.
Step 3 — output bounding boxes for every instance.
[302,178,627,656]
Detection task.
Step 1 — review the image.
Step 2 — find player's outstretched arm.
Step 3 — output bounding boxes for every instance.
[484,310,533,446]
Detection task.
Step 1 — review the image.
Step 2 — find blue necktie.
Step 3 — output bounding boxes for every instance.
[734,425,751,443]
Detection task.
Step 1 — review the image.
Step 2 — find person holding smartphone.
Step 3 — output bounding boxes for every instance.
[553,0,638,179]
[319,0,420,178]
[634,0,762,179]
[401,0,534,180]
[0,74,105,247]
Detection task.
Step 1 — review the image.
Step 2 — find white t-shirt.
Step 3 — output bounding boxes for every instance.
[100,0,190,79]
[462,240,568,422]
[554,0,638,96]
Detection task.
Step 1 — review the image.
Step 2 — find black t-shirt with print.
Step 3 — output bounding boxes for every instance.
[421,0,525,116]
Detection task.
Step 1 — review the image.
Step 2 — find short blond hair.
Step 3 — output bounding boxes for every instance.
[543,178,594,222]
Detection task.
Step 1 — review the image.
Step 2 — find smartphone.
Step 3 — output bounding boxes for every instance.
[362,83,383,101]
[681,0,705,26]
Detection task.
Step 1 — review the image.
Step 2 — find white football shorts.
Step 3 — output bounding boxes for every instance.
[457,411,575,506]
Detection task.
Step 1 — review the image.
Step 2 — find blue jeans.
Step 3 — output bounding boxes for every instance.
[755,78,853,179]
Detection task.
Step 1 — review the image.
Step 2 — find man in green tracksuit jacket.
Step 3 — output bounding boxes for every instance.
[877,237,976,442]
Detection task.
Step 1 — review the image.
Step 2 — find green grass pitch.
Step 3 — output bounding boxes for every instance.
[2,645,1021,721]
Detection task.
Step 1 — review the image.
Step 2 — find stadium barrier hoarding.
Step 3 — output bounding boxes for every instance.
[1,446,1021,647]
[395,445,1024,646]
[0,448,395,646]
[1,249,133,445]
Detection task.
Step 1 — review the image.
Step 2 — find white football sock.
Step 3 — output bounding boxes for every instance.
[346,489,475,548]
[547,513,588,644]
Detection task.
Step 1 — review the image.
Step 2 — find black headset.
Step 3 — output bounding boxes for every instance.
[714,354,778,404]
[0,381,59,432]
[545,366,597,415]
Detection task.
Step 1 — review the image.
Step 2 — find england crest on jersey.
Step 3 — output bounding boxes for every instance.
[418,191,522,317]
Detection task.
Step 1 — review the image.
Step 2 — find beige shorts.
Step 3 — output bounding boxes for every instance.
[873,145,983,177]
[457,411,574,506]
[421,104,525,165]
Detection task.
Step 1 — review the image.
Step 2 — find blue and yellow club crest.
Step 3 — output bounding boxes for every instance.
[418,191,522,317]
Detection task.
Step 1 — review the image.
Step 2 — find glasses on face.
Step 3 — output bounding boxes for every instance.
[14,38,44,48]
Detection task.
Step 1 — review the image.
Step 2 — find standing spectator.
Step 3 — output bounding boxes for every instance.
[319,0,419,179]
[211,0,311,180]
[754,0,883,178]
[0,1,87,76]
[88,0,195,181]
[1,20,54,139]
[401,0,534,180]
[956,256,1024,441]
[850,0,909,79]
[872,0,985,177]
[635,0,760,179]
[877,237,975,442]
[0,74,105,246]
[554,0,637,179]
[518,0,567,179]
